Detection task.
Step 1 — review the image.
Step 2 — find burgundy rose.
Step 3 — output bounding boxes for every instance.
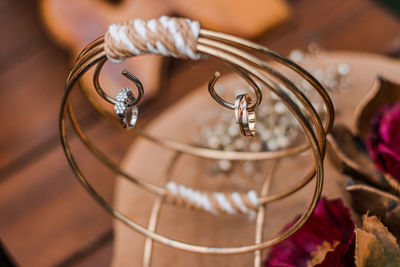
[264,198,355,267]
[366,100,400,181]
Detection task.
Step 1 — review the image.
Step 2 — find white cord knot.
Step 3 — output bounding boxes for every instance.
[165,182,259,217]
[105,16,202,62]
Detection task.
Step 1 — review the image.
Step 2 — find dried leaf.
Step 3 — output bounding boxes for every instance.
[385,205,400,240]
[346,181,400,219]
[383,174,400,198]
[354,77,400,141]
[355,229,385,267]
[328,125,386,188]
[355,215,400,267]
[308,241,340,266]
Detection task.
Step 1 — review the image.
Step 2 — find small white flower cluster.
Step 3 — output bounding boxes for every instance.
[289,44,351,114]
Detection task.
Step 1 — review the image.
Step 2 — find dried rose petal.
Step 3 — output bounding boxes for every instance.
[264,198,354,267]
[366,101,400,181]
[314,233,355,267]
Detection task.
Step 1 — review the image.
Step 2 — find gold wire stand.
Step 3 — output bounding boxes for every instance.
[60,27,333,262]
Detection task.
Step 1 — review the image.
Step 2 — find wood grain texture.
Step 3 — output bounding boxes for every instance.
[0,0,399,266]
[0,118,131,266]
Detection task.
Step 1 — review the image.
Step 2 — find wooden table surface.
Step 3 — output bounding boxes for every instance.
[0,0,399,266]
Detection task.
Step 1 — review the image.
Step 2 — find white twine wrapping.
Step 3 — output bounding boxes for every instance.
[105,16,202,62]
[165,182,259,217]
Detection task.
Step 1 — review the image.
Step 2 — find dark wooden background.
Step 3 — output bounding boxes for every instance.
[0,0,399,266]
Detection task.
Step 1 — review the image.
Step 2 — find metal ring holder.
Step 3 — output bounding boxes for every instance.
[60,16,334,259]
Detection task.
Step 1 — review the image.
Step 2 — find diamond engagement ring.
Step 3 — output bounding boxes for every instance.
[114,88,139,129]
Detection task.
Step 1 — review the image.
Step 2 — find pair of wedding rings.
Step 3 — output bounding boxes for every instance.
[208,70,261,137]
[235,94,256,136]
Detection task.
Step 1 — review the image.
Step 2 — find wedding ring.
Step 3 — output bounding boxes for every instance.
[235,94,256,137]
[114,88,139,129]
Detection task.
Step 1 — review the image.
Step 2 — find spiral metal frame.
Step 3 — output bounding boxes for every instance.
[60,29,334,254]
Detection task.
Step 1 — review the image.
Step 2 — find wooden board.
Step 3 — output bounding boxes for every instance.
[0,118,132,267]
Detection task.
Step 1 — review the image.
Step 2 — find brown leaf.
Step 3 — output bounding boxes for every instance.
[355,215,400,267]
[385,205,400,240]
[346,182,400,219]
[354,77,400,141]
[355,229,385,267]
[328,125,385,188]
[308,241,340,266]
[383,174,400,198]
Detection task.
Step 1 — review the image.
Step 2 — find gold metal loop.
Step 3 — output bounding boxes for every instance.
[199,29,334,134]
[93,58,144,107]
[208,67,262,111]
[198,36,327,153]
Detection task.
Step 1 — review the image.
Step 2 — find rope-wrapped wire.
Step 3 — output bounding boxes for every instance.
[105,16,202,61]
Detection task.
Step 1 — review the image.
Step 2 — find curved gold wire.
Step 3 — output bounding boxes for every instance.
[93,58,144,106]
[208,67,262,111]
[198,37,326,148]
[70,39,323,203]
[74,34,328,162]
[76,36,104,60]
[254,159,279,267]
[197,44,324,150]
[60,29,329,254]
[69,32,330,206]
[142,154,279,267]
[67,34,327,206]
[77,39,329,160]
[200,29,334,133]
[68,39,324,206]
[143,152,182,267]
[68,91,316,205]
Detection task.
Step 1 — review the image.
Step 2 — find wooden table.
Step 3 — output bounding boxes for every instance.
[0,0,399,266]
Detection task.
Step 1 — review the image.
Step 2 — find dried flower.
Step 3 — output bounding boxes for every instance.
[366,100,400,181]
[327,78,400,241]
[264,198,355,267]
[355,215,400,266]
